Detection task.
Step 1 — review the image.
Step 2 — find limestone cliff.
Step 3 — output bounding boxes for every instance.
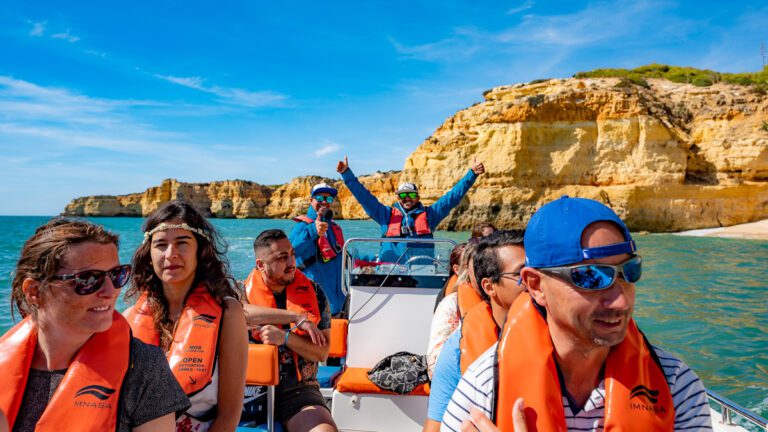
[64,173,401,220]
[64,77,768,232]
[64,179,275,218]
[403,78,768,231]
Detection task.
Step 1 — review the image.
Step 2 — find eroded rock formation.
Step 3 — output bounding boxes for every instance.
[401,78,768,231]
[64,78,768,232]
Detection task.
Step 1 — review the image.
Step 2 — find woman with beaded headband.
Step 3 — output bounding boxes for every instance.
[0,217,190,431]
[124,201,247,432]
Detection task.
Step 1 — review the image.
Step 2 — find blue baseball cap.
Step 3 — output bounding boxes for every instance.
[524,196,636,268]
[311,182,338,197]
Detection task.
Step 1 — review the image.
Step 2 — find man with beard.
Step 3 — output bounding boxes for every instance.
[243,229,337,432]
[336,156,484,263]
[290,182,346,316]
[441,197,712,432]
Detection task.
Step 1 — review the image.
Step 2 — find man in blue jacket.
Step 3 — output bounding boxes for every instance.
[289,182,346,316]
[336,157,484,263]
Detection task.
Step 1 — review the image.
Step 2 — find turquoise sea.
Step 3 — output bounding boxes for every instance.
[1,216,766,421]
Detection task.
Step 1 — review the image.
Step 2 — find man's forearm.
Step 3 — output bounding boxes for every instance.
[243,304,300,327]
[286,331,331,363]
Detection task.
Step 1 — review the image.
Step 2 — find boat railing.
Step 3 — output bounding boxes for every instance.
[708,389,767,431]
[340,237,456,295]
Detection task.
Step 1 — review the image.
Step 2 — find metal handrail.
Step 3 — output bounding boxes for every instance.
[707,389,767,431]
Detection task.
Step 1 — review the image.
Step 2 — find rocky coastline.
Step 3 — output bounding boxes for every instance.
[64,77,768,233]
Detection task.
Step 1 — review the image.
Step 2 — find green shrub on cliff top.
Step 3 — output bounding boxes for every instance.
[575,64,768,88]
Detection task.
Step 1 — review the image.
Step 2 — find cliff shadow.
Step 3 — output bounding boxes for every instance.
[684,144,718,185]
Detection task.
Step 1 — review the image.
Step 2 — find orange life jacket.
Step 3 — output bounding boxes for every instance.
[441,274,458,298]
[456,282,483,318]
[494,295,674,431]
[244,268,321,380]
[459,301,499,373]
[293,215,345,263]
[0,311,130,431]
[385,207,431,237]
[126,286,221,396]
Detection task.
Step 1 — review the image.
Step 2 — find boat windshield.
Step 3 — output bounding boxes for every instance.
[342,238,455,290]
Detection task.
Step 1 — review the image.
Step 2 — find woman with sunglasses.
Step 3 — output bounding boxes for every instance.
[124,201,247,432]
[0,218,190,432]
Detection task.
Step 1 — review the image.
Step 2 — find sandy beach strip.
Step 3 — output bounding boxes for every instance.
[675,219,768,241]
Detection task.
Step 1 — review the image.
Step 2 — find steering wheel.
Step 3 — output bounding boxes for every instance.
[404,255,440,266]
[403,255,450,273]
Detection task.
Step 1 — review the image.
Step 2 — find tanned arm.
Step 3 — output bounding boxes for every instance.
[259,326,331,363]
[208,298,248,432]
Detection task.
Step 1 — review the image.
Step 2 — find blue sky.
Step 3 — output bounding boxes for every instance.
[1,0,766,215]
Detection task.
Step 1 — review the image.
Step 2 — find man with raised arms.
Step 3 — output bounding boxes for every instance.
[336,156,484,263]
[442,196,712,432]
[243,229,337,432]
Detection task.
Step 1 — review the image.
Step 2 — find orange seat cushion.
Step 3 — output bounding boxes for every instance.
[246,344,279,386]
[329,319,348,358]
[335,367,430,396]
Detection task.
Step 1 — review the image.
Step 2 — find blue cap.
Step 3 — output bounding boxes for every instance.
[524,196,636,268]
[311,182,338,197]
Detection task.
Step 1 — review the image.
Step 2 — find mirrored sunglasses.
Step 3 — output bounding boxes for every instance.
[314,195,334,203]
[50,264,132,295]
[541,255,642,291]
[398,192,418,199]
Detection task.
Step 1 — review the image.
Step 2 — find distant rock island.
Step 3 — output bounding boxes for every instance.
[65,66,768,232]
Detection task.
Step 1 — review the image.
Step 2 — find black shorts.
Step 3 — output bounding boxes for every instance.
[275,383,329,424]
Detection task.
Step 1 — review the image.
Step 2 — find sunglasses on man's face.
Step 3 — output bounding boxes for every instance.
[398,192,418,200]
[540,255,642,291]
[50,264,132,295]
[314,195,334,203]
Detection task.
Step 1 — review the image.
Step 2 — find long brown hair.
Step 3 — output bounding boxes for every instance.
[126,200,241,348]
[11,218,119,320]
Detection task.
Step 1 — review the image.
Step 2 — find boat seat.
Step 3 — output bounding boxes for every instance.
[246,344,279,386]
[335,367,430,396]
[319,318,348,389]
[238,344,283,432]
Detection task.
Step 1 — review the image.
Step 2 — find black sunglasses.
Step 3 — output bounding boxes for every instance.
[398,192,418,199]
[50,264,132,295]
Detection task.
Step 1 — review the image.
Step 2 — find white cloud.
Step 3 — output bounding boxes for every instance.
[507,0,534,15]
[51,29,80,43]
[0,75,288,213]
[314,141,341,157]
[29,21,46,37]
[391,0,691,62]
[155,74,287,108]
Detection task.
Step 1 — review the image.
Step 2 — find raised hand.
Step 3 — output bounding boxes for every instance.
[471,159,485,175]
[336,156,349,174]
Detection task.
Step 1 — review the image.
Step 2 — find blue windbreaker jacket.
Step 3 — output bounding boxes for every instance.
[289,207,345,315]
[341,168,478,263]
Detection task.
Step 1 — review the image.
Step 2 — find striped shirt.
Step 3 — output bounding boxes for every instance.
[441,342,712,431]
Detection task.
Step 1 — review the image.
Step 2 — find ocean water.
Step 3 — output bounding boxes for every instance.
[1,216,766,421]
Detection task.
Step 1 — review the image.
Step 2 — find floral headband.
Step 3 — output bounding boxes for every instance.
[143,222,210,243]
